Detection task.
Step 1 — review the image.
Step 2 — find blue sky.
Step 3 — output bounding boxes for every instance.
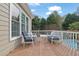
[28,3,79,18]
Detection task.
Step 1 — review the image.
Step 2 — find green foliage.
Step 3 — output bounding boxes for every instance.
[47,13,56,24]
[32,16,41,30]
[32,11,63,30]
[69,22,79,30]
[47,11,62,29]
[62,13,79,30]
[40,18,47,30]
[32,16,46,30]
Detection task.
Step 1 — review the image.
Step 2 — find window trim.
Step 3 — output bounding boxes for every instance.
[10,3,30,41]
[21,12,28,33]
[10,4,21,41]
[25,17,28,32]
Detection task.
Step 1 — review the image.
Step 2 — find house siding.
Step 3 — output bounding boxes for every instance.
[0,3,21,56]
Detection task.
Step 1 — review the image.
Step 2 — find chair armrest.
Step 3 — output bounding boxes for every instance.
[32,33,37,38]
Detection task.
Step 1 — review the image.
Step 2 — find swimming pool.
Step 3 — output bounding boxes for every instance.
[63,39,77,49]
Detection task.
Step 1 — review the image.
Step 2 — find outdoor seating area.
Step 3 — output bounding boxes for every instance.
[8,37,79,56]
[7,30,79,56]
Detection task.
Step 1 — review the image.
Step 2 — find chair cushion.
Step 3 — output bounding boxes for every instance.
[22,32,33,42]
[24,39,33,42]
[53,37,59,40]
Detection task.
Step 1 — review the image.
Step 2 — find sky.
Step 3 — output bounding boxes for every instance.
[28,3,79,18]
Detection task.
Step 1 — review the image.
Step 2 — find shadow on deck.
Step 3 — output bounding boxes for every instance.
[8,37,79,56]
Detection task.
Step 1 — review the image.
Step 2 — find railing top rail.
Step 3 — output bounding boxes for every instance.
[52,30,79,34]
[32,30,79,34]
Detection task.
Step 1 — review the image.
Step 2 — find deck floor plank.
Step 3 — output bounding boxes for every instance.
[8,37,79,56]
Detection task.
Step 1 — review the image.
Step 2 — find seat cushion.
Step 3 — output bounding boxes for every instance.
[53,37,59,40]
[24,39,33,42]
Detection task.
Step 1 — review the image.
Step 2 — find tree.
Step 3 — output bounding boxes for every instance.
[47,13,56,24]
[62,14,71,30]
[40,18,46,30]
[62,13,79,30]
[69,22,79,30]
[47,11,62,29]
[53,11,62,29]
[32,16,41,30]
[75,6,79,16]
[32,16,46,30]
[32,11,63,30]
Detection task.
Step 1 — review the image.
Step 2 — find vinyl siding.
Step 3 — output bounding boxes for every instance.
[0,3,21,56]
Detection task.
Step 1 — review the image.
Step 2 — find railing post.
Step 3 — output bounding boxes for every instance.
[73,33,74,48]
[75,33,77,49]
[61,31,63,41]
[73,33,75,56]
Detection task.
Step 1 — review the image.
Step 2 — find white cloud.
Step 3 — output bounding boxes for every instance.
[48,6,62,11]
[46,5,63,15]
[46,11,52,15]
[31,9,35,12]
[34,3,40,6]
[29,3,40,6]
[58,10,63,13]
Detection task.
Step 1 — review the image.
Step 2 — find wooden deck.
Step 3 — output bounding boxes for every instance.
[8,37,79,56]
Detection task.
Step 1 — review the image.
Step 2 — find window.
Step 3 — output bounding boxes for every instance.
[21,13,28,33]
[21,13,25,32]
[26,17,28,32]
[10,4,20,39]
[10,4,28,40]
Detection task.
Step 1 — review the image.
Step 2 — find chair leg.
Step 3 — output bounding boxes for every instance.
[23,43,26,48]
[34,39,36,44]
[32,41,34,47]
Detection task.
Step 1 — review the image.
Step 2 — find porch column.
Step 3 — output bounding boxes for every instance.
[61,31,63,41]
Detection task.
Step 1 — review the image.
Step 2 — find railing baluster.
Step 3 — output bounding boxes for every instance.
[66,33,68,46]
[73,33,75,55]
[60,31,63,41]
[62,31,63,41]
[76,33,77,49]
[73,33,74,48]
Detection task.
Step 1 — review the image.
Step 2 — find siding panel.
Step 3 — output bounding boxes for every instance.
[0,31,9,37]
[0,35,9,41]
[0,16,9,21]
[0,5,9,14]
[0,4,9,10]
[0,39,9,47]
[0,3,21,56]
[0,26,8,30]
[0,38,21,56]
[0,21,8,26]
[0,10,9,18]
[5,3,9,7]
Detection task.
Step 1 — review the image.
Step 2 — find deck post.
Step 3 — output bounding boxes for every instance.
[73,33,74,47]
[75,33,77,49]
[73,33,75,55]
[61,31,63,41]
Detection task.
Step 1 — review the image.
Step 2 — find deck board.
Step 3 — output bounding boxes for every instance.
[8,37,79,56]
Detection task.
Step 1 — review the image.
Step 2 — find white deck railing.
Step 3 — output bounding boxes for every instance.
[32,30,79,49]
[51,30,79,49]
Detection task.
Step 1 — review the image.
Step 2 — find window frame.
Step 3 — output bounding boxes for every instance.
[10,3,29,41]
[25,17,28,32]
[21,13,28,33]
[21,13,26,33]
[10,4,21,41]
